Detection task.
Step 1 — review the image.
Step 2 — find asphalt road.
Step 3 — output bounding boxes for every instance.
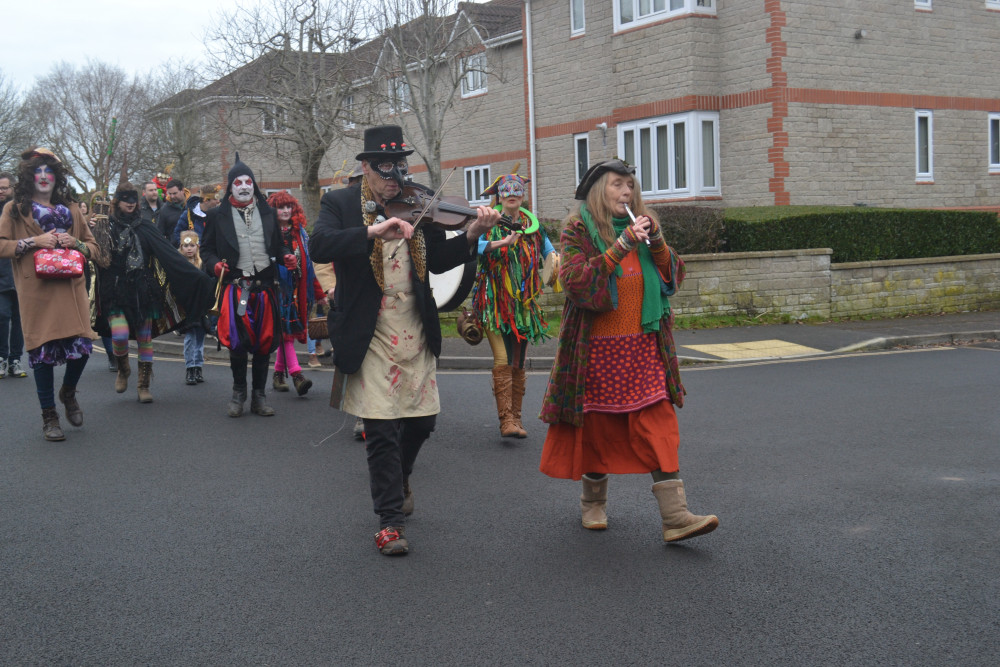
[1,344,998,665]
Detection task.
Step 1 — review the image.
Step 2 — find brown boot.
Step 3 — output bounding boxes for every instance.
[402,478,414,516]
[42,407,65,441]
[136,361,153,403]
[291,371,313,396]
[114,354,130,393]
[651,480,718,543]
[492,366,519,438]
[509,367,528,438]
[58,386,83,427]
[272,371,289,392]
[581,474,608,530]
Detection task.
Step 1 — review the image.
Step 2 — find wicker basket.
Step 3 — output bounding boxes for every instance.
[307,317,328,341]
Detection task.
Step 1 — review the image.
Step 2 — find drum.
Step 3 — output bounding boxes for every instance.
[429,231,477,311]
[541,252,561,288]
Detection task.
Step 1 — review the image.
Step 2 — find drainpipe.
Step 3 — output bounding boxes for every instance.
[524,0,538,209]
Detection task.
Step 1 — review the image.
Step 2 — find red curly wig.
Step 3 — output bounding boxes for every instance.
[266,190,308,230]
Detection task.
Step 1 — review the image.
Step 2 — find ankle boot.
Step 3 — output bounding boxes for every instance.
[41,407,65,441]
[250,389,275,416]
[581,474,609,530]
[272,370,289,392]
[185,367,197,385]
[194,367,204,383]
[58,386,83,427]
[291,371,313,396]
[509,367,528,438]
[114,354,130,393]
[402,477,414,516]
[136,361,153,403]
[228,385,247,417]
[492,366,519,438]
[651,480,718,542]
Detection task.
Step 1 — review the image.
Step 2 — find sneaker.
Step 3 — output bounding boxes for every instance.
[307,353,321,368]
[9,360,27,378]
[0,359,7,378]
[375,526,408,555]
[353,417,365,441]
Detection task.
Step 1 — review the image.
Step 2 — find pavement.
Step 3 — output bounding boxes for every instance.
[148,309,1000,370]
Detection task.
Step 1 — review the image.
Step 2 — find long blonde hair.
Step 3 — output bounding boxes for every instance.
[564,171,657,247]
[178,230,202,270]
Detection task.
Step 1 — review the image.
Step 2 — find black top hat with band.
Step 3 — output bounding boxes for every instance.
[574,158,636,200]
[355,125,415,161]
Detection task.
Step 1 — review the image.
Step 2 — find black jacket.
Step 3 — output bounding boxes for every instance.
[140,198,161,226]
[200,198,283,280]
[308,184,477,375]
[156,200,185,242]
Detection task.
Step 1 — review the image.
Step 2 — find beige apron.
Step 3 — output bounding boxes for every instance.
[341,241,440,419]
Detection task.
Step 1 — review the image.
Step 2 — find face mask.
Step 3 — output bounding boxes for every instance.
[369,158,408,190]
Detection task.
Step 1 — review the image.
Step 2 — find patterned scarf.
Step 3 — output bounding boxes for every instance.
[361,177,425,291]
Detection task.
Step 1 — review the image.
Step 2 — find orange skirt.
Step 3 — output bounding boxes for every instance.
[539,399,680,480]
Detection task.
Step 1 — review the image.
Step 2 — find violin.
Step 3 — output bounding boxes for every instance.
[383,183,523,233]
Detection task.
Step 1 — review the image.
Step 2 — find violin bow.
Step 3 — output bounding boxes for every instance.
[388,167,457,260]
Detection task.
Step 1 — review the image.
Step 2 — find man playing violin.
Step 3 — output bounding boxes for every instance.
[309,125,501,556]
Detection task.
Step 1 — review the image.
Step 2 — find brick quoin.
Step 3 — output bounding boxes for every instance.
[766,2,789,206]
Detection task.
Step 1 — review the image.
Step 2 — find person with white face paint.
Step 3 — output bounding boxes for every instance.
[200,153,286,418]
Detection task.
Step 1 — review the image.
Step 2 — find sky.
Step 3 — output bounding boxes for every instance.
[2,0,221,92]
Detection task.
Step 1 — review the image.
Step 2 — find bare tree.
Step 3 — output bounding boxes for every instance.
[22,61,157,193]
[362,0,508,188]
[204,0,364,219]
[0,71,33,171]
[144,60,220,187]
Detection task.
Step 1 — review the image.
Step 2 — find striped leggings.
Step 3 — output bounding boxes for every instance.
[109,309,153,362]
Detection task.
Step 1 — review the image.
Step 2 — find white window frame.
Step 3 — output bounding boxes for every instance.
[915,110,934,183]
[570,0,585,35]
[988,0,1000,10]
[574,132,590,184]
[460,52,488,98]
[989,113,1000,174]
[914,0,931,9]
[342,94,355,129]
[614,0,714,32]
[464,165,491,205]
[262,105,286,134]
[617,111,720,199]
[389,77,411,114]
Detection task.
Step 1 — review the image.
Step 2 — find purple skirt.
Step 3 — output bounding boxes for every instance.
[28,337,93,369]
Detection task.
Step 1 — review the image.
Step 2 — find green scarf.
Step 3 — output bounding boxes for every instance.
[580,203,667,333]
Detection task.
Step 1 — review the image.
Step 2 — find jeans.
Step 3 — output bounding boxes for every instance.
[184,326,206,368]
[307,335,316,354]
[363,415,436,528]
[33,356,88,409]
[0,290,24,362]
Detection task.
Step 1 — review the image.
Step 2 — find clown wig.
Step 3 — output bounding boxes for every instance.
[266,190,308,229]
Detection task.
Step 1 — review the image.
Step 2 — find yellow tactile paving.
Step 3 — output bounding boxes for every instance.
[681,339,824,360]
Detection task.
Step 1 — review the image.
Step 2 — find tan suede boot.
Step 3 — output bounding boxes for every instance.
[114,354,130,393]
[136,361,153,403]
[580,474,608,530]
[509,367,528,438]
[492,366,519,437]
[651,480,718,542]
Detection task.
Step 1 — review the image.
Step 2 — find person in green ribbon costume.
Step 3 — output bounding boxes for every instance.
[538,159,718,544]
[471,172,558,439]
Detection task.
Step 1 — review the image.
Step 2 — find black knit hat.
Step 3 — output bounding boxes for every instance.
[574,159,636,200]
[224,151,263,200]
[355,125,414,161]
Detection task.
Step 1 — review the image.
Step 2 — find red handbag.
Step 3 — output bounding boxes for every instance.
[34,248,85,279]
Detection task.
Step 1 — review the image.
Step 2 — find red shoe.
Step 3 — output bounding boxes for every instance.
[375,526,408,555]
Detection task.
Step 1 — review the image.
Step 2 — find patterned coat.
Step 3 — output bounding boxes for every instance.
[539,215,686,427]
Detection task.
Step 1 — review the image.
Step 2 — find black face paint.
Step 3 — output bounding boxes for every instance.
[369,158,409,190]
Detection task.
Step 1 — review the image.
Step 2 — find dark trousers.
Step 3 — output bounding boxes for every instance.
[0,290,24,362]
[229,351,271,391]
[33,356,88,409]
[364,415,436,528]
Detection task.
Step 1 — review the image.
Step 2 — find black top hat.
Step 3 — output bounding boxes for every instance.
[356,125,414,161]
[574,159,636,200]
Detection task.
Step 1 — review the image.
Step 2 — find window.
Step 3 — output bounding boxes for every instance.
[390,78,411,114]
[618,112,720,198]
[915,110,933,182]
[574,133,589,184]
[615,0,714,31]
[465,165,491,205]
[914,0,931,9]
[342,95,355,128]
[460,52,488,97]
[989,114,1000,173]
[989,0,1000,10]
[571,0,585,35]
[262,105,285,134]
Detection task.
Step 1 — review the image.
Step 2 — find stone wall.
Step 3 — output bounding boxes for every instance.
[438,250,1000,329]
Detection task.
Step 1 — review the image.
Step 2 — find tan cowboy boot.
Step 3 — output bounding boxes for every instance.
[492,366,519,437]
[510,367,528,438]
